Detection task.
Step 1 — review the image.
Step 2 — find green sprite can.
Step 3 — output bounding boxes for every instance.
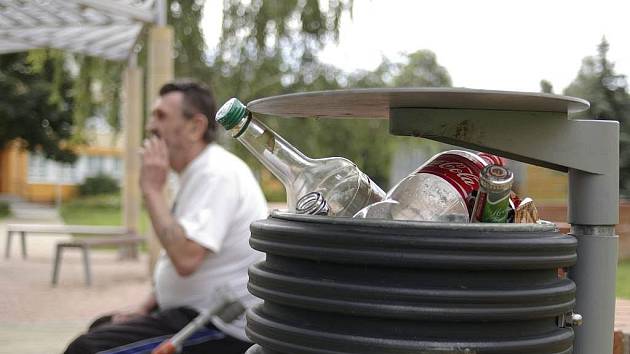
[470,165,514,223]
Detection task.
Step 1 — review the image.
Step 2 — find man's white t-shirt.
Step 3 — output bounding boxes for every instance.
[153,143,268,341]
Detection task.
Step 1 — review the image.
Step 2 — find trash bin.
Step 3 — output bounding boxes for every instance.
[245,212,578,354]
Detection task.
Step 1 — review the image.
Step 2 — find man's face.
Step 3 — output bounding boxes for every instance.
[147,92,193,168]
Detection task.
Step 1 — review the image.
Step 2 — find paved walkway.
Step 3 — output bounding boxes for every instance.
[0,202,149,354]
[1,200,630,353]
[616,299,630,333]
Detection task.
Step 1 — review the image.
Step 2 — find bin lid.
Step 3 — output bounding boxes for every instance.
[247,88,589,120]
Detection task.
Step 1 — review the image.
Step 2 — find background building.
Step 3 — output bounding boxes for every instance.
[0,116,123,203]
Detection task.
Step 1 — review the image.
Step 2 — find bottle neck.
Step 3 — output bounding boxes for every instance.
[232,114,313,186]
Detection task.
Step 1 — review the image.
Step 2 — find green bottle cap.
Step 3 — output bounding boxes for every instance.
[216,98,248,130]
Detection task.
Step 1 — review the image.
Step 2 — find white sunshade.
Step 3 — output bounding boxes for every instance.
[0,0,157,61]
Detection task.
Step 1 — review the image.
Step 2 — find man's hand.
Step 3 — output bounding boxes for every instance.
[110,292,157,324]
[110,307,148,324]
[140,136,169,196]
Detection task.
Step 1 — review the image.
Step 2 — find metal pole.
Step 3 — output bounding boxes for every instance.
[156,0,167,26]
[570,225,617,354]
[569,164,619,354]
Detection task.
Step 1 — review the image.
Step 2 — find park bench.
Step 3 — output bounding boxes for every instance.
[52,234,144,286]
[5,224,132,258]
[5,224,144,286]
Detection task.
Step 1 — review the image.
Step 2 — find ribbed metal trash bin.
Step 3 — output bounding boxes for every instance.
[246,212,578,354]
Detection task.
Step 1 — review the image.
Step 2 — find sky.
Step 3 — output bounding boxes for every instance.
[202,0,630,93]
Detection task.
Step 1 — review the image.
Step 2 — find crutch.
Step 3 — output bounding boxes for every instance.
[151,287,245,354]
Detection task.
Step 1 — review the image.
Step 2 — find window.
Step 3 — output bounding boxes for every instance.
[27,153,48,183]
[27,153,122,184]
[87,156,103,175]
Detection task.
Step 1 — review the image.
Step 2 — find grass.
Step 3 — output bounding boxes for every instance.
[0,200,10,219]
[60,193,150,235]
[59,193,151,252]
[618,261,630,299]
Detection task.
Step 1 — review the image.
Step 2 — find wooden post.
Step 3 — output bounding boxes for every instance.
[122,62,143,259]
[146,25,174,273]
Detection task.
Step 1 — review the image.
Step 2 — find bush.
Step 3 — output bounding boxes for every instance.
[79,174,120,196]
[0,201,10,218]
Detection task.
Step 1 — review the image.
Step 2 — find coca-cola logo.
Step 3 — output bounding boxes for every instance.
[419,153,486,201]
[438,162,470,172]
[436,162,478,187]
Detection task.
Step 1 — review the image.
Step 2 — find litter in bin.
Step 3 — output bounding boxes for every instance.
[514,197,540,224]
[354,150,502,222]
[470,164,514,223]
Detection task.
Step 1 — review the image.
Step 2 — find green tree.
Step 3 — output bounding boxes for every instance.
[27,49,124,136]
[386,50,453,182]
[346,50,452,88]
[168,0,212,80]
[211,0,353,103]
[0,53,76,162]
[564,38,630,195]
[209,0,363,183]
[392,50,452,87]
[540,79,554,94]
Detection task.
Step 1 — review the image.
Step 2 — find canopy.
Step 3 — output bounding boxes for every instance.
[0,0,157,61]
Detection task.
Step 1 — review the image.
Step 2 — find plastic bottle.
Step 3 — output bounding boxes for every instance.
[216,98,385,217]
[354,150,499,222]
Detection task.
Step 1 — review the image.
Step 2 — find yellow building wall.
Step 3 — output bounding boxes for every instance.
[0,149,6,193]
[75,145,123,157]
[0,141,27,196]
[0,137,122,203]
[24,184,79,203]
[521,164,568,204]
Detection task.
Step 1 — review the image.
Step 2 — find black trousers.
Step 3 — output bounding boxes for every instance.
[64,307,252,354]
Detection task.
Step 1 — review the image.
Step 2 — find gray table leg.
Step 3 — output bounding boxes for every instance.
[20,232,26,259]
[5,231,11,258]
[118,244,139,260]
[52,245,62,286]
[81,245,92,286]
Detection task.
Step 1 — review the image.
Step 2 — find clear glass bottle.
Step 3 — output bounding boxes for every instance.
[295,192,330,216]
[216,98,385,217]
[354,150,498,222]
